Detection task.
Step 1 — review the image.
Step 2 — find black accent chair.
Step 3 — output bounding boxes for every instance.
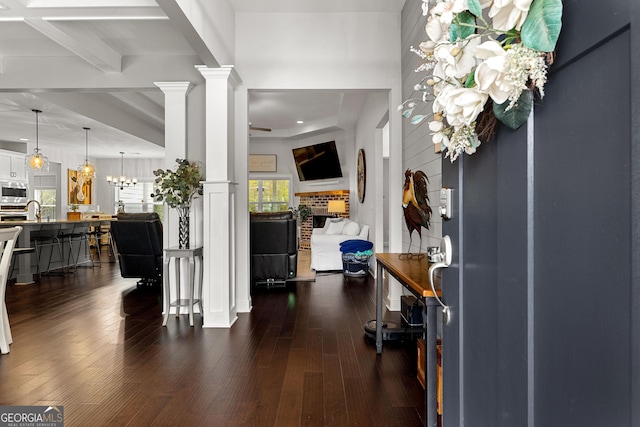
[110,212,163,286]
[250,211,298,289]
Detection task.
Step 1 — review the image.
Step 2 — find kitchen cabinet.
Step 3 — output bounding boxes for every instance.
[0,150,27,181]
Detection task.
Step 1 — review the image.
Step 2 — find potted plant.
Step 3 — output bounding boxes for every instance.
[295,204,312,223]
[151,158,203,248]
[67,204,81,221]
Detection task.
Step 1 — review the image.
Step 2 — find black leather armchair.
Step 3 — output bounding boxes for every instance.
[250,211,298,289]
[110,212,163,286]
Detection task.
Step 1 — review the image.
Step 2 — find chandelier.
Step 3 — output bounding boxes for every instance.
[106,152,137,190]
[25,109,50,171]
[78,127,96,179]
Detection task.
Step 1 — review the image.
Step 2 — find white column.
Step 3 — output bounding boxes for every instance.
[153,81,193,249]
[197,65,241,328]
[154,81,193,314]
[387,89,404,311]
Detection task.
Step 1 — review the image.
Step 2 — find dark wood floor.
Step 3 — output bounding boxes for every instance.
[1,257,425,426]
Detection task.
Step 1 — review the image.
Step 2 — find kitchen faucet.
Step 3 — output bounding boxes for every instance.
[25,200,41,222]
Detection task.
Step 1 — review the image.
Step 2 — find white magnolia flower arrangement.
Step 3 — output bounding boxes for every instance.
[400,0,563,162]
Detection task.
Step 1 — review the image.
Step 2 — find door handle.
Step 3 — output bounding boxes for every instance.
[428,235,452,324]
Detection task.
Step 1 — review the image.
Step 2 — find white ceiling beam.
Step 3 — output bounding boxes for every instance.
[36,91,165,147]
[0,0,26,10]
[110,92,165,126]
[0,55,203,90]
[25,18,122,72]
[155,0,220,67]
[29,0,157,7]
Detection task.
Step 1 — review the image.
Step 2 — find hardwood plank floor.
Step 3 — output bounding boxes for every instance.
[1,257,425,426]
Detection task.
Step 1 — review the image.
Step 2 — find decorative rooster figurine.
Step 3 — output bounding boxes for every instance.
[402,169,432,253]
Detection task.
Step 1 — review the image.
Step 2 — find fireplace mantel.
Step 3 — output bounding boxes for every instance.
[295,190,350,197]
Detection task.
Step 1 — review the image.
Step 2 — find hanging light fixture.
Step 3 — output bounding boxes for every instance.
[25,109,50,172]
[106,152,137,190]
[78,127,96,179]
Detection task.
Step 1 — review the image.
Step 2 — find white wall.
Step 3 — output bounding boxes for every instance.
[249,129,353,198]
[352,91,389,250]
[236,12,401,89]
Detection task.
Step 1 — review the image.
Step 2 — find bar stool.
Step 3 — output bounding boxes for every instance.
[30,224,64,277]
[87,223,108,267]
[60,223,91,272]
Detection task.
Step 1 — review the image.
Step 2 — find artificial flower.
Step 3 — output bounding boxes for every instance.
[444,124,480,162]
[488,0,534,31]
[474,40,515,104]
[436,87,488,128]
[401,0,562,162]
[433,37,481,80]
[429,120,444,132]
[431,0,469,25]
[425,12,446,43]
[432,130,450,148]
[502,43,548,109]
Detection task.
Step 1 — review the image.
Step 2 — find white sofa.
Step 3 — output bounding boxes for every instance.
[310,218,369,271]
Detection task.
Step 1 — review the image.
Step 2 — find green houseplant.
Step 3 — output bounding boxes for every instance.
[151,158,203,248]
[294,204,312,222]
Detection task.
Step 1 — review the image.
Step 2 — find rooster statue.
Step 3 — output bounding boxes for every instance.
[402,169,432,253]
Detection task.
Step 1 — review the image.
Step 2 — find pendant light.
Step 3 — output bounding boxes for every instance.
[106,152,137,190]
[25,109,50,172]
[78,127,96,179]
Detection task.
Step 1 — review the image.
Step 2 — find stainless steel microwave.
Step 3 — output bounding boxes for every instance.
[0,181,28,204]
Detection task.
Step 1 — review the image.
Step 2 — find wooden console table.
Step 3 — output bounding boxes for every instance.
[375,253,441,427]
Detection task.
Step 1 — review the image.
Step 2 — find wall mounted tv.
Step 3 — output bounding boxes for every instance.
[292,141,343,182]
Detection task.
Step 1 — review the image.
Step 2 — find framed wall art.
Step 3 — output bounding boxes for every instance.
[68,169,93,205]
[249,154,277,172]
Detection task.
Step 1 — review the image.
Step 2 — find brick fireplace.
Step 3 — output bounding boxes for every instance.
[295,190,349,249]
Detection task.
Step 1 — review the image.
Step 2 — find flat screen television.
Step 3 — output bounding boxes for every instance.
[292,141,343,181]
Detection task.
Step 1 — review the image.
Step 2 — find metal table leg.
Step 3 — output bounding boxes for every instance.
[376,261,383,354]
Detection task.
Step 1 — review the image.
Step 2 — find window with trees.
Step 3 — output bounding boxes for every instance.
[249,178,291,212]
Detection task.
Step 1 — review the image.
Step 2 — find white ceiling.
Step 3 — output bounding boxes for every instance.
[0,0,404,158]
[230,0,405,13]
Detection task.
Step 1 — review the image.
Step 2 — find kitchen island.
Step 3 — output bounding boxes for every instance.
[0,218,112,284]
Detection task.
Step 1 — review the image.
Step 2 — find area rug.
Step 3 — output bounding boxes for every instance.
[291,249,315,282]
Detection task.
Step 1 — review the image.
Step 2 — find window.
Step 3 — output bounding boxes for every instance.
[115,182,163,219]
[33,174,58,220]
[34,189,56,221]
[249,178,291,212]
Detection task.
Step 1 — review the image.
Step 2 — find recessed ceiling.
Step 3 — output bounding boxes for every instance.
[249,89,380,140]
